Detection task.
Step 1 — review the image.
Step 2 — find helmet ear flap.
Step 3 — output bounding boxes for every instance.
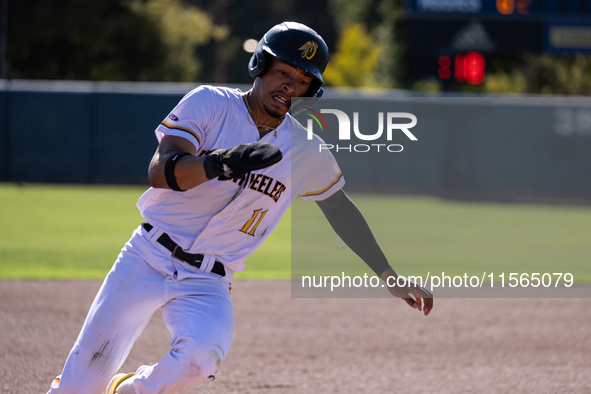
[248,50,266,78]
[248,50,275,78]
[261,51,273,76]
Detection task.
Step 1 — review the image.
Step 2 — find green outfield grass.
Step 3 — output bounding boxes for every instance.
[0,183,290,279]
[0,183,146,278]
[1,183,590,282]
[291,193,591,283]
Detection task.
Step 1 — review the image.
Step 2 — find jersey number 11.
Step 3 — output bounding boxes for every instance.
[239,209,268,236]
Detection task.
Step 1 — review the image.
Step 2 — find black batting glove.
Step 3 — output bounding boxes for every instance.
[203,142,283,181]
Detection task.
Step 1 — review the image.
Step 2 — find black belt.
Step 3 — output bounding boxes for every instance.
[143,223,226,277]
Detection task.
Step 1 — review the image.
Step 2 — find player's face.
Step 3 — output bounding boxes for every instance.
[256,57,314,119]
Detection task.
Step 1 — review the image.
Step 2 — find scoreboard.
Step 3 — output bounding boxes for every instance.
[407,0,591,17]
[404,0,591,82]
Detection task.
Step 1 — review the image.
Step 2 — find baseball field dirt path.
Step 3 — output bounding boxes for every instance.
[1,280,590,393]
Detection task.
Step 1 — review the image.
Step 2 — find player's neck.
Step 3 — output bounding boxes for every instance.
[243,91,284,138]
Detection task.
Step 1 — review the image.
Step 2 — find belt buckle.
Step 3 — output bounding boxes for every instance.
[172,244,181,260]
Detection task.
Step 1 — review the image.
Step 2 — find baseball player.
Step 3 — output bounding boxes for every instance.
[47,22,433,394]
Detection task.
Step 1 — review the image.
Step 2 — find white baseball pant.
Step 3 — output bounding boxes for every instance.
[48,226,235,394]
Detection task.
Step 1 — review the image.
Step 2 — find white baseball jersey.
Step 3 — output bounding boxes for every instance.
[137,85,344,274]
[49,85,344,394]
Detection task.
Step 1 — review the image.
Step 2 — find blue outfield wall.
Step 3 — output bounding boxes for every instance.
[0,81,200,183]
[295,95,591,201]
[1,80,590,201]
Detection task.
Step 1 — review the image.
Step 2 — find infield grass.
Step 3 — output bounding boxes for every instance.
[0,183,291,279]
[291,194,591,283]
[1,183,590,282]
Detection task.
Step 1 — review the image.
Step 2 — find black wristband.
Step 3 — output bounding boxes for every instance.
[164,152,191,191]
[202,155,219,180]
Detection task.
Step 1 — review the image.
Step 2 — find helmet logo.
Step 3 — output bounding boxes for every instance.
[299,41,318,60]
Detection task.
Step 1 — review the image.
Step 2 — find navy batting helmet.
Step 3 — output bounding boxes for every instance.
[248,22,329,97]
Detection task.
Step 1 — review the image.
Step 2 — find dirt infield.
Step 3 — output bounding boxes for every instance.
[1,280,590,394]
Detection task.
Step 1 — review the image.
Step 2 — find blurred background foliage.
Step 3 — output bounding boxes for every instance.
[323,24,384,87]
[5,0,227,81]
[128,0,229,81]
[1,0,590,94]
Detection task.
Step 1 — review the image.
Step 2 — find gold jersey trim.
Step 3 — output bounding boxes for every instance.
[300,172,343,197]
[161,120,202,145]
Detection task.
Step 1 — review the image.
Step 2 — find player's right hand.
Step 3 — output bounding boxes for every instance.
[203,142,282,180]
[389,278,433,316]
[400,278,433,316]
[381,269,433,316]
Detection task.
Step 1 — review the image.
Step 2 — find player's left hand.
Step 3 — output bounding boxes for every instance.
[204,142,282,180]
[381,269,433,316]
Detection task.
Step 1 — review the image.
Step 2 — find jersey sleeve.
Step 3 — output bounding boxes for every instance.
[154,86,220,150]
[299,150,345,201]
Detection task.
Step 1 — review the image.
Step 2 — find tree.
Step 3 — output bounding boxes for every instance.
[521,53,591,95]
[325,0,403,88]
[5,0,226,81]
[481,54,591,95]
[322,24,384,87]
